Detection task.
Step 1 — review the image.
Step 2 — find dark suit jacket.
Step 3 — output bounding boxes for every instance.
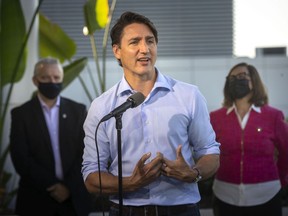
[10,96,93,216]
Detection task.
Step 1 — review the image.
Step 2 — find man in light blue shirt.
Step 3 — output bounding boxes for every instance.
[82,11,220,216]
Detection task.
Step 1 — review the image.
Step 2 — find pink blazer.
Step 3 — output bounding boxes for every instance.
[210,105,288,187]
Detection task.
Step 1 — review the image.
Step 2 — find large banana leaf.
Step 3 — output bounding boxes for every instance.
[0,0,27,88]
[39,13,76,63]
[62,57,88,90]
[38,13,89,92]
[83,0,109,34]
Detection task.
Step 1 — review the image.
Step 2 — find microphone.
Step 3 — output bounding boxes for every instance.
[100,92,145,122]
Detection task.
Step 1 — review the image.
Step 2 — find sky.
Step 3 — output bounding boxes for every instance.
[234,0,288,58]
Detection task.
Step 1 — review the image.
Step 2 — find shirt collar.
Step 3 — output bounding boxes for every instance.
[226,104,261,115]
[116,67,172,97]
[153,68,172,90]
[38,94,60,109]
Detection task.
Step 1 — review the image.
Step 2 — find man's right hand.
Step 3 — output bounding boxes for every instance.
[47,183,70,203]
[127,152,163,190]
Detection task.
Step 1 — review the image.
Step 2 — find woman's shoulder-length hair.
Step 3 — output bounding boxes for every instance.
[223,62,268,107]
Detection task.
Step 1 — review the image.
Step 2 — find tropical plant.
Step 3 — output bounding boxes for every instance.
[0,0,89,212]
[0,0,118,211]
[0,0,29,212]
[39,12,88,92]
[83,0,117,98]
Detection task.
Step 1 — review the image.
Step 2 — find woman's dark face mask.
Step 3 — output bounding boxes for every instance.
[228,78,251,99]
[38,82,62,99]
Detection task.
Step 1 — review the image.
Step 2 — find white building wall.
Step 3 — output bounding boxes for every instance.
[62,56,288,118]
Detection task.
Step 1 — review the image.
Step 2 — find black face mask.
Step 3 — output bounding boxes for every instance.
[228,78,251,99]
[38,82,62,99]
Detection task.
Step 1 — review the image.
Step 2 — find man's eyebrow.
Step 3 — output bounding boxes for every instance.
[128,35,155,42]
[128,36,141,42]
[146,35,155,40]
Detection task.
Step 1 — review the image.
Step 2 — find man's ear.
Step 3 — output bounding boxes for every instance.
[112,44,121,59]
[32,76,38,87]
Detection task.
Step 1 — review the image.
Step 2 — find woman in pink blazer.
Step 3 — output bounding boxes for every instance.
[210,62,288,216]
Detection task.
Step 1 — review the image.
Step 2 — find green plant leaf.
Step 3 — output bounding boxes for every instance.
[0,170,11,188]
[83,0,109,34]
[2,187,18,209]
[0,145,9,176]
[39,13,76,63]
[0,0,27,87]
[62,57,88,90]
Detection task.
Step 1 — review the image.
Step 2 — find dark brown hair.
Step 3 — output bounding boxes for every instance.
[110,11,158,47]
[223,62,268,107]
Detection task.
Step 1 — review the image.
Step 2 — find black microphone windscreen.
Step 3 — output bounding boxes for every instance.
[129,92,145,108]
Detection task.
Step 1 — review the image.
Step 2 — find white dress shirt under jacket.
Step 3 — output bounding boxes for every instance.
[39,95,64,180]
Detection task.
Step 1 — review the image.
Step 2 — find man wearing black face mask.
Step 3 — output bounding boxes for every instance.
[10,57,94,216]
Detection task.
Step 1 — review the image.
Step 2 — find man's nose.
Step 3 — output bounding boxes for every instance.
[139,42,149,53]
[49,77,58,83]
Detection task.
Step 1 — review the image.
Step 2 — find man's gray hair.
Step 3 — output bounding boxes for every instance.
[33,57,62,76]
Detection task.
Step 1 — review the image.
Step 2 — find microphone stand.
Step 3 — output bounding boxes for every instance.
[115,113,123,216]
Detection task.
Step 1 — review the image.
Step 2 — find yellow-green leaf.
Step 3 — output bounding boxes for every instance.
[96,0,109,28]
[39,13,76,63]
[83,0,109,34]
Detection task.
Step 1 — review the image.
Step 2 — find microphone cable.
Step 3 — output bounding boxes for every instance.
[94,120,106,216]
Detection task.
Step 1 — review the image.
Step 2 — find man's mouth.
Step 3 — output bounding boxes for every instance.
[138,57,150,62]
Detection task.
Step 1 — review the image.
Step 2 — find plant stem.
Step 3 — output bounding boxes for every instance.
[86,64,99,97]
[78,75,93,102]
[102,0,117,93]
[89,35,103,92]
[0,0,44,153]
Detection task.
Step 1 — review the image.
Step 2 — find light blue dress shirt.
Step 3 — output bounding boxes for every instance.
[82,69,220,206]
[39,95,63,180]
